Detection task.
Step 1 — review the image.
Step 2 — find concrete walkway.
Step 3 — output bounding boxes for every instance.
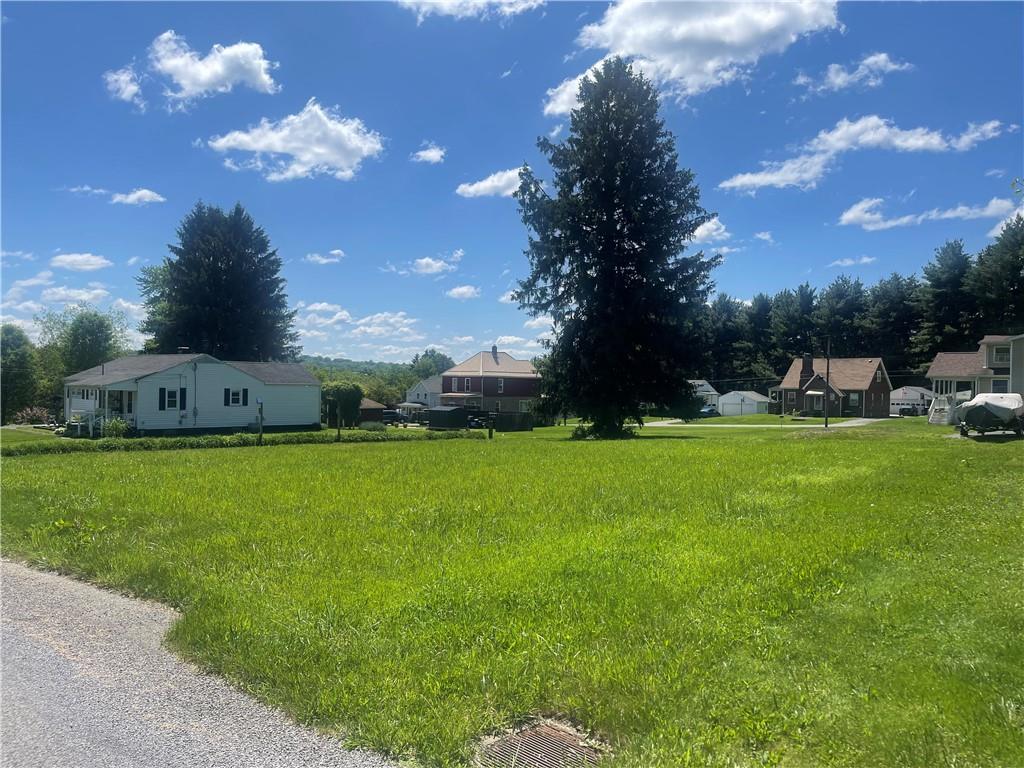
[1,560,395,768]
[644,417,881,429]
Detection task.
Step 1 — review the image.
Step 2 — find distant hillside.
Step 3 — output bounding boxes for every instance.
[300,355,412,377]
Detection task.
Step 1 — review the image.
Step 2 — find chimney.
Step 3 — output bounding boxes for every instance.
[799,353,814,388]
[491,344,498,360]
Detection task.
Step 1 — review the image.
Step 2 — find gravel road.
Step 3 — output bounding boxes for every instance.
[1,559,397,768]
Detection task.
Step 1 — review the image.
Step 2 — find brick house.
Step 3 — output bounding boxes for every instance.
[440,345,540,413]
[776,354,892,418]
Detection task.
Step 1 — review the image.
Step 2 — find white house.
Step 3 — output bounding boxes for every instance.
[926,334,1024,423]
[689,379,720,407]
[404,375,443,409]
[889,385,933,415]
[64,353,321,435]
[718,390,770,416]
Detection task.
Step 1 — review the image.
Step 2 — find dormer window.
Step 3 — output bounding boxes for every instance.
[993,346,1010,364]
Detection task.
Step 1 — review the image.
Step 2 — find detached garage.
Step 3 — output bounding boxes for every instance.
[718,390,770,416]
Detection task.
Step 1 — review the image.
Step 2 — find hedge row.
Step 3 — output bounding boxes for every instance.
[1,428,485,457]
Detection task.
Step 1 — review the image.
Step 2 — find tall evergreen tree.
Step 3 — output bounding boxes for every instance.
[705,294,749,381]
[965,214,1024,334]
[912,240,976,362]
[139,202,299,360]
[769,283,817,365]
[515,58,718,437]
[0,324,38,423]
[859,273,922,374]
[813,275,868,357]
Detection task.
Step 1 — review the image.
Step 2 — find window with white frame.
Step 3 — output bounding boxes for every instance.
[497,378,504,394]
[992,379,1009,393]
[230,389,241,405]
[993,346,1010,364]
[849,392,860,406]
[519,400,531,413]
[166,389,178,409]
[464,377,471,392]
[451,377,459,392]
[876,370,882,382]
[787,391,796,403]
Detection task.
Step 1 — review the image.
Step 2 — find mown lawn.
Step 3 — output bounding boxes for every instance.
[0,426,60,444]
[661,414,857,425]
[2,422,1022,767]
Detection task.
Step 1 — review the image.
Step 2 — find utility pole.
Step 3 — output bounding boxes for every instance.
[824,336,831,430]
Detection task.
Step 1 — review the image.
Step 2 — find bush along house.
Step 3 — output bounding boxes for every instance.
[776,354,892,418]
[439,345,540,414]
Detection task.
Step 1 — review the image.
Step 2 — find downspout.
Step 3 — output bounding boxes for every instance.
[193,361,199,426]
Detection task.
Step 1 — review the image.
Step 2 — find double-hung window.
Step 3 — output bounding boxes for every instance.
[464,377,471,392]
[497,378,504,394]
[230,389,241,405]
[166,389,178,409]
[452,377,459,392]
[993,346,1011,365]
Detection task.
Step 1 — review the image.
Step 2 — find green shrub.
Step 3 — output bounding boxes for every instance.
[358,421,387,432]
[1,428,484,456]
[104,418,129,438]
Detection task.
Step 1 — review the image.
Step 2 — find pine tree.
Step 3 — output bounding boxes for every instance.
[514,58,718,437]
[965,214,1024,334]
[813,276,868,357]
[139,202,299,360]
[912,240,976,362]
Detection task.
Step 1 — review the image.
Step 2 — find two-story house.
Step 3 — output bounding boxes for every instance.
[439,346,540,413]
[776,354,892,418]
[926,335,1023,402]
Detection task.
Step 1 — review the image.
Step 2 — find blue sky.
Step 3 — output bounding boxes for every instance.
[2,1,1022,363]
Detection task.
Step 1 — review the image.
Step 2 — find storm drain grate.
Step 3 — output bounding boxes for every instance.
[477,720,607,768]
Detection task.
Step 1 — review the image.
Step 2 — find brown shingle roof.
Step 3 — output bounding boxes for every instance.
[65,353,212,386]
[360,398,386,409]
[780,357,887,391]
[925,351,990,379]
[444,350,539,378]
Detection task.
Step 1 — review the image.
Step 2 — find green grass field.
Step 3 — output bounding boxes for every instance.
[0,426,61,445]
[649,414,857,425]
[2,421,1022,767]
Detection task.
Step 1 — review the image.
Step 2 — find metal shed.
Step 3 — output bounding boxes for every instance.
[427,405,468,430]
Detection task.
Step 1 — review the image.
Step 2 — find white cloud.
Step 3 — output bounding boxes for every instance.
[839,196,1015,232]
[446,285,481,300]
[41,285,110,303]
[0,250,34,266]
[500,62,517,79]
[3,270,54,301]
[796,52,911,95]
[350,311,422,341]
[111,298,146,320]
[298,329,329,341]
[400,0,544,23]
[496,334,527,345]
[548,123,564,139]
[827,256,876,268]
[985,168,1006,178]
[295,309,353,327]
[411,142,446,164]
[148,30,279,107]
[987,201,1024,237]
[412,256,455,274]
[1,300,46,314]
[0,315,41,342]
[714,245,744,255]
[50,253,113,272]
[499,290,516,304]
[304,250,344,265]
[103,66,146,111]
[208,98,384,182]
[110,188,166,205]
[306,301,342,312]
[456,167,521,197]
[66,184,110,196]
[691,217,730,244]
[544,0,839,115]
[126,256,140,266]
[754,231,775,244]
[720,116,1008,193]
[523,315,552,330]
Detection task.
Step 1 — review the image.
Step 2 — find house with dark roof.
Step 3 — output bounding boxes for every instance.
[64,354,320,435]
[439,345,540,413]
[925,334,1024,423]
[776,354,892,418]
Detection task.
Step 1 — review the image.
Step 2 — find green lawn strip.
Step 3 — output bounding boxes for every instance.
[2,430,1021,767]
[0,426,61,444]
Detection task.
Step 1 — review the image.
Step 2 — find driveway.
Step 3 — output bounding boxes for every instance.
[1,560,396,768]
[644,417,882,429]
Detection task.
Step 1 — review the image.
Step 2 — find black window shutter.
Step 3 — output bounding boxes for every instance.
[242,388,249,406]
[179,388,187,410]
[158,388,166,411]
[224,388,230,406]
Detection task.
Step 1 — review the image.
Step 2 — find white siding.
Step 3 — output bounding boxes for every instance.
[135,360,320,432]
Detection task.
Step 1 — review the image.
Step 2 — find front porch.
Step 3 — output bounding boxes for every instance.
[64,385,137,436]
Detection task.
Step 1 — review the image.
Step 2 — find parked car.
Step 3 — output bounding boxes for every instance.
[467,414,488,429]
[699,405,720,418]
[382,410,408,425]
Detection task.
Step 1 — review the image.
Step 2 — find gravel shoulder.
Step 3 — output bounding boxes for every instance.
[1,559,396,768]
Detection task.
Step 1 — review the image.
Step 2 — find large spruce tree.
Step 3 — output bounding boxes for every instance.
[514,58,718,437]
[139,202,298,360]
